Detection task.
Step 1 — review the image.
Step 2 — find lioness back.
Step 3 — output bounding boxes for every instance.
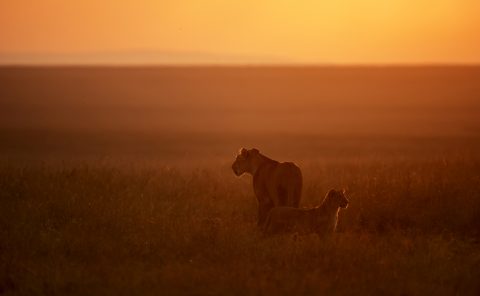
[254,161,302,208]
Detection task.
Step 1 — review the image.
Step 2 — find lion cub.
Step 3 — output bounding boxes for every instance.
[263,189,349,236]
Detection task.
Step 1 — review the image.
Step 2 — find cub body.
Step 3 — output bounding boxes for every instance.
[263,189,349,236]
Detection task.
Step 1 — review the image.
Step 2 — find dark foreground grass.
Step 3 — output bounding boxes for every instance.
[1,156,480,295]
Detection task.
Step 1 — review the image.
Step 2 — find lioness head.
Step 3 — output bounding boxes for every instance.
[326,189,350,209]
[232,148,259,176]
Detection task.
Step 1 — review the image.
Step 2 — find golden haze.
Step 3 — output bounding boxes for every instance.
[1,0,480,63]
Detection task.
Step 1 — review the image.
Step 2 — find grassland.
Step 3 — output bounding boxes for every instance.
[1,131,480,295]
[1,66,480,295]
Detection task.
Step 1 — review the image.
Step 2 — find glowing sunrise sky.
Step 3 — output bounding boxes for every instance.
[1,0,479,64]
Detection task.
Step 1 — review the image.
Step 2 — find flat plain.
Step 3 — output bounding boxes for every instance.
[1,67,480,295]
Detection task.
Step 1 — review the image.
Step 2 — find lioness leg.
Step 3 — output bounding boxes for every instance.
[262,213,273,235]
[289,181,302,207]
[258,201,273,226]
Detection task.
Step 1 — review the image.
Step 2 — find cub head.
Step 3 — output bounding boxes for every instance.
[326,189,350,209]
[232,148,259,176]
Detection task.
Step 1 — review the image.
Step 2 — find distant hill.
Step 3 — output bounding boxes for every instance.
[1,66,479,136]
[0,51,289,65]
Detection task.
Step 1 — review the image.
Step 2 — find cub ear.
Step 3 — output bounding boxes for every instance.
[342,188,347,194]
[238,148,248,156]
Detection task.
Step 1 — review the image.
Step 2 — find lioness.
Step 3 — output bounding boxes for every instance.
[263,189,349,236]
[232,148,302,226]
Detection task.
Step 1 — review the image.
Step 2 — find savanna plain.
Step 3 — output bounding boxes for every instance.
[1,67,480,295]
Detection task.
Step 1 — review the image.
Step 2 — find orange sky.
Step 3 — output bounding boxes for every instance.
[1,0,479,64]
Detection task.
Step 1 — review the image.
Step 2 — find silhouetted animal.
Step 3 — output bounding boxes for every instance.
[232,148,302,226]
[263,189,349,236]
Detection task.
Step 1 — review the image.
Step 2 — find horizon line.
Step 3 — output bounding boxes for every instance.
[1,62,480,68]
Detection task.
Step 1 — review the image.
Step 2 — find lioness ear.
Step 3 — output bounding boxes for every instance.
[250,148,259,155]
[327,188,337,197]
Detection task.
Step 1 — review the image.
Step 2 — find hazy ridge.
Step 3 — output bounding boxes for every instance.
[1,66,479,136]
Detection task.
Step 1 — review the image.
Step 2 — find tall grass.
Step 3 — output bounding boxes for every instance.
[1,150,480,295]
